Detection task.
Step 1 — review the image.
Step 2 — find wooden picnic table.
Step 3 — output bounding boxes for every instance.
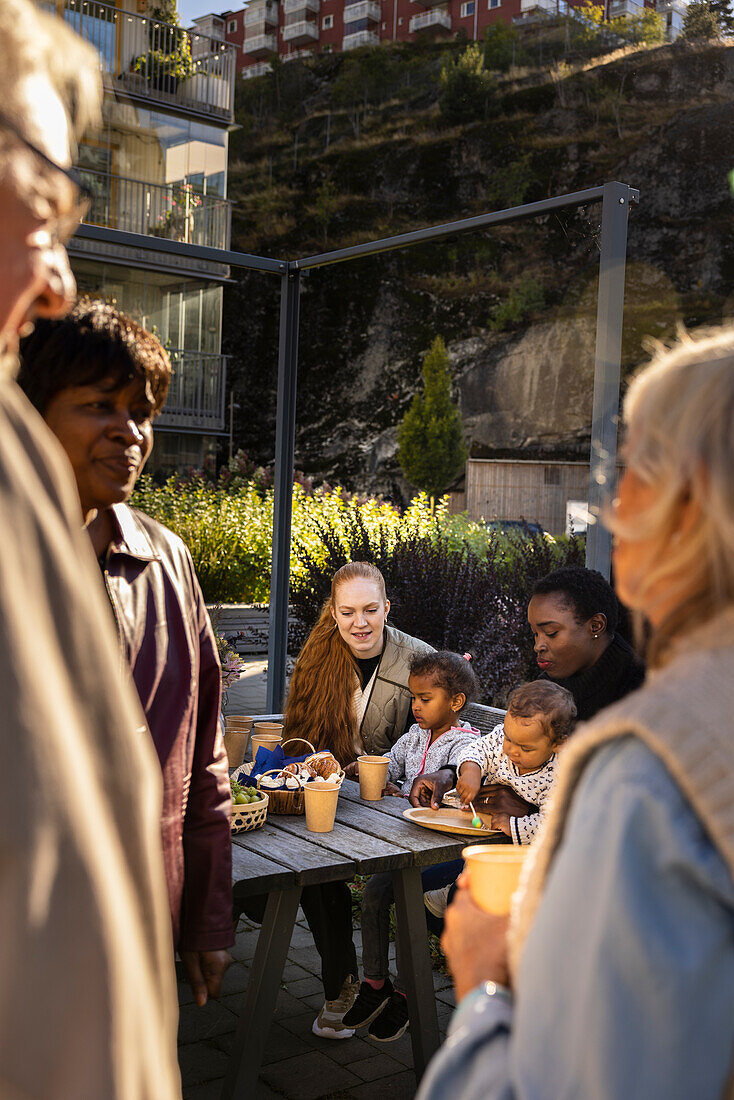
[222,779,503,1098]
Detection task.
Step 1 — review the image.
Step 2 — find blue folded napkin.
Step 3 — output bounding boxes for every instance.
[240,745,312,788]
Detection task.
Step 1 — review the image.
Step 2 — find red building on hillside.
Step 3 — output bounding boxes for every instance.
[190,0,681,79]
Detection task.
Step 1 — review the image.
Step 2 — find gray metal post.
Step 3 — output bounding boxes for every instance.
[266,267,301,712]
[586,181,637,578]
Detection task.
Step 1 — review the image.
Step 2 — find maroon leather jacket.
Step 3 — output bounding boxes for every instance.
[100,504,233,953]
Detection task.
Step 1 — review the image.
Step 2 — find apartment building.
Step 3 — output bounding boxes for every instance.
[192,0,679,79]
[38,0,236,474]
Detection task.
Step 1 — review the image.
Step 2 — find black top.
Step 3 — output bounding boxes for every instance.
[355,653,381,688]
[355,651,415,737]
[540,632,645,723]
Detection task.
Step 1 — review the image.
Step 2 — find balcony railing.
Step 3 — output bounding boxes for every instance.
[283,19,319,41]
[245,32,278,55]
[410,8,452,30]
[283,0,320,13]
[158,349,227,432]
[655,0,686,12]
[242,62,273,79]
[519,0,558,11]
[342,28,380,48]
[344,1,381,21]
[245,1,279,25]
[78,169,231,251]
[608,0,643,14]
[283,47,315,61]
[38,0,235,122]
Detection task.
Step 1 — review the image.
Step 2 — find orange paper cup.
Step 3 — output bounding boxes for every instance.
[358,755,390,801]
[251,731,282,759]
[224,729,250,768]
[461,845,528,915]
[304,782,341,832]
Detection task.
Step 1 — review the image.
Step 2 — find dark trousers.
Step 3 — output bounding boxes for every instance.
[359,859,465,988]
[233,880,357,1001]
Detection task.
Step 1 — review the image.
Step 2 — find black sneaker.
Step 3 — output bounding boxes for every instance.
[367,990,409,1042]
[342,978,393,1029]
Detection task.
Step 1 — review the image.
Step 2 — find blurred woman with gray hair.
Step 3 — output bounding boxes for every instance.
[0,2,180,1097]
[418,329,734,1100]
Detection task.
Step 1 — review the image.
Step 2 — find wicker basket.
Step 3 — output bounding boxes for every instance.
[233,740,342,817]
[257,768,305,815]
[230,791,268,834]
[280,737,316,757]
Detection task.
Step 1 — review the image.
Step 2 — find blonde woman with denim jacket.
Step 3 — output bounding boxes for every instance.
[419,329,734,1100]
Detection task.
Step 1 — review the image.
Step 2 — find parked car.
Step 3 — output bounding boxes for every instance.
[486,519,545,537]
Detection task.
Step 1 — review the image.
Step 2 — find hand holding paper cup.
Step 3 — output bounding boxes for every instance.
[304,782,340,832]
[461,845,528,915]
[358,755,390,800]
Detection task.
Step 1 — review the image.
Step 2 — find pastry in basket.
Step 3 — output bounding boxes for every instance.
[283,761,317,780]
[305,751,342,779]
[259,769,304,790]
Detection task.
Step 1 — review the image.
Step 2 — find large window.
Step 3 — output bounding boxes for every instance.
[72,259,223,355]
[82,102,228,198]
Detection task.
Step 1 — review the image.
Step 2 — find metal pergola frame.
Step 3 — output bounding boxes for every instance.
[77,178,638,711]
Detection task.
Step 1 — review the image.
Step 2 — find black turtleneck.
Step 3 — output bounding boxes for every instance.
[540,632,645,722]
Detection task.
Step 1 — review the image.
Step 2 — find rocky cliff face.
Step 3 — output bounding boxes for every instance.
[224,43,734,500]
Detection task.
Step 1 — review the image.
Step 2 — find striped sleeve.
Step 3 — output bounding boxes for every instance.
[510,813,541,845]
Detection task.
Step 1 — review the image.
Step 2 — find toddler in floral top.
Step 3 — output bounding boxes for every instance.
[341,651,479,1042]
[456,679,576,844]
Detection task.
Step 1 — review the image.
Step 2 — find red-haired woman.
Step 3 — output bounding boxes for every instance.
[236,562,433,1038]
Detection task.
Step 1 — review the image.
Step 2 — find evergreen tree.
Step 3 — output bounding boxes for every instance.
[439,44,494,124]
[707,0,734,34]
[681,0,721,39]
[397,336,468,505]
[484,23,521,72]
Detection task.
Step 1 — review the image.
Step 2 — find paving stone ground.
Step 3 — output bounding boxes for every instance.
[177,911,456,1100]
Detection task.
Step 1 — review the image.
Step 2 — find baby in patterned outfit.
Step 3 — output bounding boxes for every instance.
[456,680,577,844]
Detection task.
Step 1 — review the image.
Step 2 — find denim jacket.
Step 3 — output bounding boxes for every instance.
[418,736,734,1100]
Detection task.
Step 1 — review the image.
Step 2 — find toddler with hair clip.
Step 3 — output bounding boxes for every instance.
[341,650,479,1042]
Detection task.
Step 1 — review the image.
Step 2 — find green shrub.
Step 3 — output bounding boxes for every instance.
[288,506,585,704]
[483,22,521,72]
[681,0,721,39]
[132,468,496,604]
[489,275,545,331]
[132,470,583,687]
[439,43,494,124]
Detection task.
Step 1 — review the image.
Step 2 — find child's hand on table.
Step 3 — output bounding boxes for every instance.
[344,761,359,779]
[383,781,402,797]
[456,762,482,807]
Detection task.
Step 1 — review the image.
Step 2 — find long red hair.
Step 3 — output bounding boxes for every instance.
[284,562,387,766]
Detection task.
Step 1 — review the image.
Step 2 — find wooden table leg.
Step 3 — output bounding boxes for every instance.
[220,885,302,1100]
[392,866,441,1082]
